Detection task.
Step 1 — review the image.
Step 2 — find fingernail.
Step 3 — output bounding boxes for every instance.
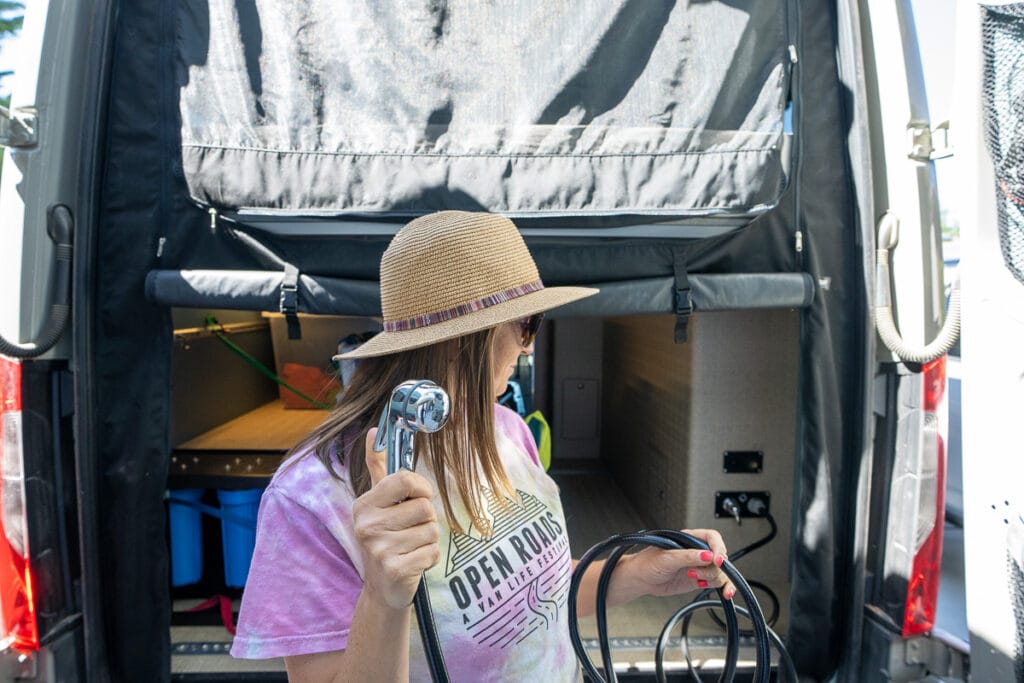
[699,550,713,562]
[687,569,698,579]
[725,587,735,600]
[715,554,724,567]
[698,580,709,588]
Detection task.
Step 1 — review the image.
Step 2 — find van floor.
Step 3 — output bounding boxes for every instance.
[171,602,286,676]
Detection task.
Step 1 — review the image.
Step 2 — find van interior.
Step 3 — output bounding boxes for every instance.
[165,308,801,677]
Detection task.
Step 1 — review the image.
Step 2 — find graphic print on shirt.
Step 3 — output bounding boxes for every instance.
[443,487,571,649]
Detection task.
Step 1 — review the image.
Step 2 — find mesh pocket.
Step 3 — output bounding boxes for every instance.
[983,3,1024,286]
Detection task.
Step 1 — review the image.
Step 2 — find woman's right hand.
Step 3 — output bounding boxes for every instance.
[352,428,442,610]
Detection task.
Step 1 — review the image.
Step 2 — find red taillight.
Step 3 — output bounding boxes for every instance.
[902,356,947,637]
[0,357,38,653]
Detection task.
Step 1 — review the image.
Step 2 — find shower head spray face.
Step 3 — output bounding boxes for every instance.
[374,380,451,474]
[393,380,450,434]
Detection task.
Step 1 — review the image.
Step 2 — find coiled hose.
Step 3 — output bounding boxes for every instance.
[568,529,774,683]
[413,525,787,682]
[668,514,797,683]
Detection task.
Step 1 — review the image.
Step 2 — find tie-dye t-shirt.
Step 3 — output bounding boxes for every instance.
[231,404,580,682]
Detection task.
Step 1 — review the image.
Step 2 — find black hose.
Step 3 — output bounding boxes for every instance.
[728,513,778,563]
[414,525,779,682]
[409,508,782,682]
[699,580,780,637]
[413,576,450,683]
[656,530,770,681]
[671,514,785,682]
[0,205,73,358]
[674,587,781,683]
[657,600,798,683]
[568,530,770,683]
[705,515,780,635]
[591,541,739,683]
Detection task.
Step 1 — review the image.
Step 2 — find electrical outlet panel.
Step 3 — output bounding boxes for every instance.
[714,491,771,520]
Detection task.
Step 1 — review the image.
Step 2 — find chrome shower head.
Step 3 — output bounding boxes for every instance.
[374,380,451,473]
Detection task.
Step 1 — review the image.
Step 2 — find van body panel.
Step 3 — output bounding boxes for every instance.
[850,2,968,680]
[956,3,1024,680]
[0,1,975,680]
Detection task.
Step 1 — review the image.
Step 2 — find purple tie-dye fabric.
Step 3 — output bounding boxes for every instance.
[231,404,580,682]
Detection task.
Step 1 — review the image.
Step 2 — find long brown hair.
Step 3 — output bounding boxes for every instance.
[289,326,513,535]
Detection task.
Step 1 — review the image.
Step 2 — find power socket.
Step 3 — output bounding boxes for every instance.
[715,491,771,521]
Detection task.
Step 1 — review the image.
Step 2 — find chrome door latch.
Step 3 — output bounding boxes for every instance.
[907,119,952,161]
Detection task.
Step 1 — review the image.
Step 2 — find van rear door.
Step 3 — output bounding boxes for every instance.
[0,0,114,680]
[843,1,965,679]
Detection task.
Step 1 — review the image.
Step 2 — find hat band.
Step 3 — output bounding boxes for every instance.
[384,280,545,332]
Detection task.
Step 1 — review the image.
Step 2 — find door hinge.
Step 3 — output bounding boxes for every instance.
[907,120,952,161]
[0,106,38,148]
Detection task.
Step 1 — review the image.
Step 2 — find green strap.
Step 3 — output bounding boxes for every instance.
[204,315,331,409]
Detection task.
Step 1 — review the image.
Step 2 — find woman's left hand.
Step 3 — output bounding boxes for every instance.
[622,528,736,600]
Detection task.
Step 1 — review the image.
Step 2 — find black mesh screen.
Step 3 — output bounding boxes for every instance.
[982,4,1024,286]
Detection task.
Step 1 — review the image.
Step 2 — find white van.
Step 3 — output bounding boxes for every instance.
[1,1,1010,681]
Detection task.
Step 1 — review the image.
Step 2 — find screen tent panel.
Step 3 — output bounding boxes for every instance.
[176,0,792,217]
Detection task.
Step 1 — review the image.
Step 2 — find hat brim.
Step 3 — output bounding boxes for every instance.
[333,285,599,360]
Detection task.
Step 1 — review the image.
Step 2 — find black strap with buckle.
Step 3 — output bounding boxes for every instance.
[280,263,301,339]
[674,253,693,343]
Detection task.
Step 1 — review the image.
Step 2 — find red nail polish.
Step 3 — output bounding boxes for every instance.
[687,569,698,579]
[715,555,724,567]
[698,580,709,588]
[699,550,713,562]
[725,588,735,600]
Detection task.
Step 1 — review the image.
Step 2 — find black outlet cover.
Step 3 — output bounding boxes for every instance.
[723,450,763,473]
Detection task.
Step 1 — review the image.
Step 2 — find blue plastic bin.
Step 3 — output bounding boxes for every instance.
[168,488,204,587]
[217,488,264,588]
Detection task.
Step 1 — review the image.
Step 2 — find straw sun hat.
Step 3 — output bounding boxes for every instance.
[334,211,598,359]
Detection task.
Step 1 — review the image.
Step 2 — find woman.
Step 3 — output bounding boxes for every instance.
[230,211,735,681]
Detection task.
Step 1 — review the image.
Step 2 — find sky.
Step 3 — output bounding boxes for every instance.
[0,1,24,100]
[912,0,957,126]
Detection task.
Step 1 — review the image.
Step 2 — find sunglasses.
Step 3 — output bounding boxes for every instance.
[518,313,545,347]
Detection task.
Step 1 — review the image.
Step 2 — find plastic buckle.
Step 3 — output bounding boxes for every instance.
[279,280,298,315]
[279,266,301,339]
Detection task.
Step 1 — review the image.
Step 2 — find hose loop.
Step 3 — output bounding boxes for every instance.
[874,212,960,364]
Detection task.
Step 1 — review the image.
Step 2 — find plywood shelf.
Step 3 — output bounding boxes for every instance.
[175,400,329,452]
